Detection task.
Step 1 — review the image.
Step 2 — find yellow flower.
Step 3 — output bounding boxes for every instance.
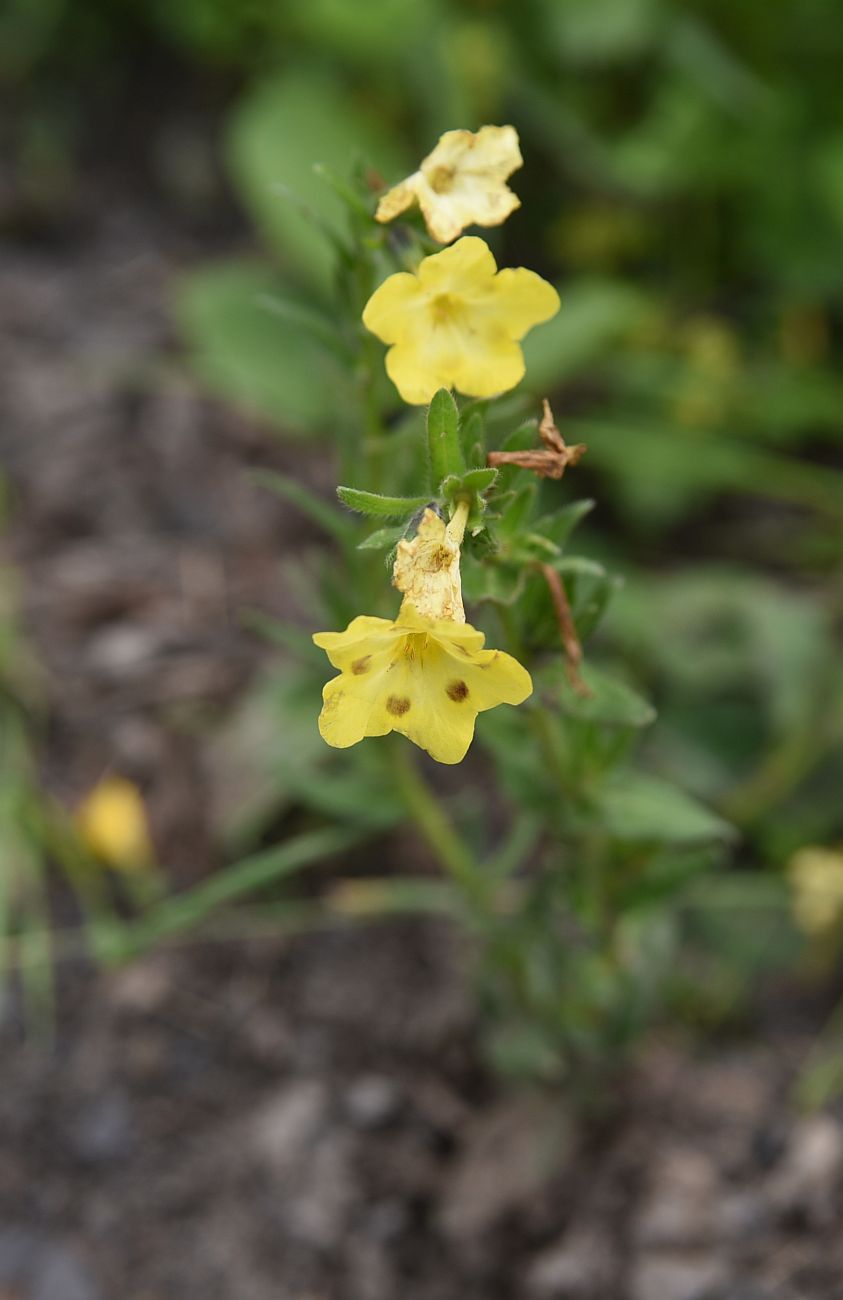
[788,847,843,937]
[363,236,559,405]
[376,125,523,244]
[75,775,155,871]
[314,605,531,765]
[313,506,531,765]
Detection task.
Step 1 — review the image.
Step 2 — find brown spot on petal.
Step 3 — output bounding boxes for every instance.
[351,655,371,675]
[386,695,411,716]
[446,680,469,702]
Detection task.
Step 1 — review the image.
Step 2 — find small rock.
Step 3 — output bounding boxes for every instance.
[438,1095,571,1240]
[251,1081,355,1247]
[713,1189,770,1241]
[286,1133,356,1247]
[32,1246,102,1300]
[253,1080,328,1171]
[361,1201,409,1243]
[0,1231,101,1300]
[526,1223,614,1297]
[85,624,164,677]
[68,1091,134,1163]
[345,1076,400,1129]
[766,1115,843,1223]
[634,1147,720,1249]
[630,1251,727,1300]
[106,956,174,1013]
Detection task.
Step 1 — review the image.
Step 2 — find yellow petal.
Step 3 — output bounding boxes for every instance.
[318,670,393,748]
[421,126,522,185]
[417,235,498,296]
[396,605,485,648]
[313,616,398,671]
[446,332,526,399]
[375,174,422,224]
[361,271,425,345]
[433,636,533,713]
[488,267,561,338]
[417,184,520,245]
[385,338,459,405]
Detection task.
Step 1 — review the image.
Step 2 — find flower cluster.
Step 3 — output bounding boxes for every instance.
[315,126,556,764]
[364,125,558,407]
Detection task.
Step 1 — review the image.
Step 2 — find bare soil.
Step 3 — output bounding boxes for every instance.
[2,177,843,1300]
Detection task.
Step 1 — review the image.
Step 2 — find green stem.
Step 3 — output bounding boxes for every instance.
[390,741,487,910]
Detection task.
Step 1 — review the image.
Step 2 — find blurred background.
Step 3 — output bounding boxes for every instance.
[2,0,843,1297]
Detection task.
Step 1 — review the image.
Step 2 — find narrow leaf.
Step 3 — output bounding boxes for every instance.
[337,486,430,518]
[251,469,353,541]
[358,525,405,550]
[460,409,486,467]
[427,388,464,488]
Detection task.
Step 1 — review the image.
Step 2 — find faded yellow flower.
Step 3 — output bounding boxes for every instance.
[376,125,522,244]
[392,506,466,623]
[363,236,559,405]
[313,505,532,764]
[75,775,154,871]
[788,847,843,936]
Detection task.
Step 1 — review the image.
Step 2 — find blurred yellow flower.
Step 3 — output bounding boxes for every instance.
[75,775,154,871]
[376,125,522,244]
[788,847,843,936]
[313,505,532,764]
[363,236,559,405]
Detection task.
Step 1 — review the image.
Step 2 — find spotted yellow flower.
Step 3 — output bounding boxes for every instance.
[313,507,532,764]
[75,775,155,871]
[788,847,843,937]
[363,236,559,406]
[376,125,523,244]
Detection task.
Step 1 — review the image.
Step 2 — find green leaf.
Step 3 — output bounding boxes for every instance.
[459,409,486,468]
[554,662,656,728]
[596,773,736,844]
[358,525,405,550]
[461,554,526,606]
[497,483,537,536]
[251,469,354,542]
[427,388,465,487]
[440,467,498,504]
[225,69,405,293]
[533,500,595,552]
[256,290,352,360]
[127,827,368,951]
[176,260,338,434]
[337,487,430,518]
[461,467,499,493]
